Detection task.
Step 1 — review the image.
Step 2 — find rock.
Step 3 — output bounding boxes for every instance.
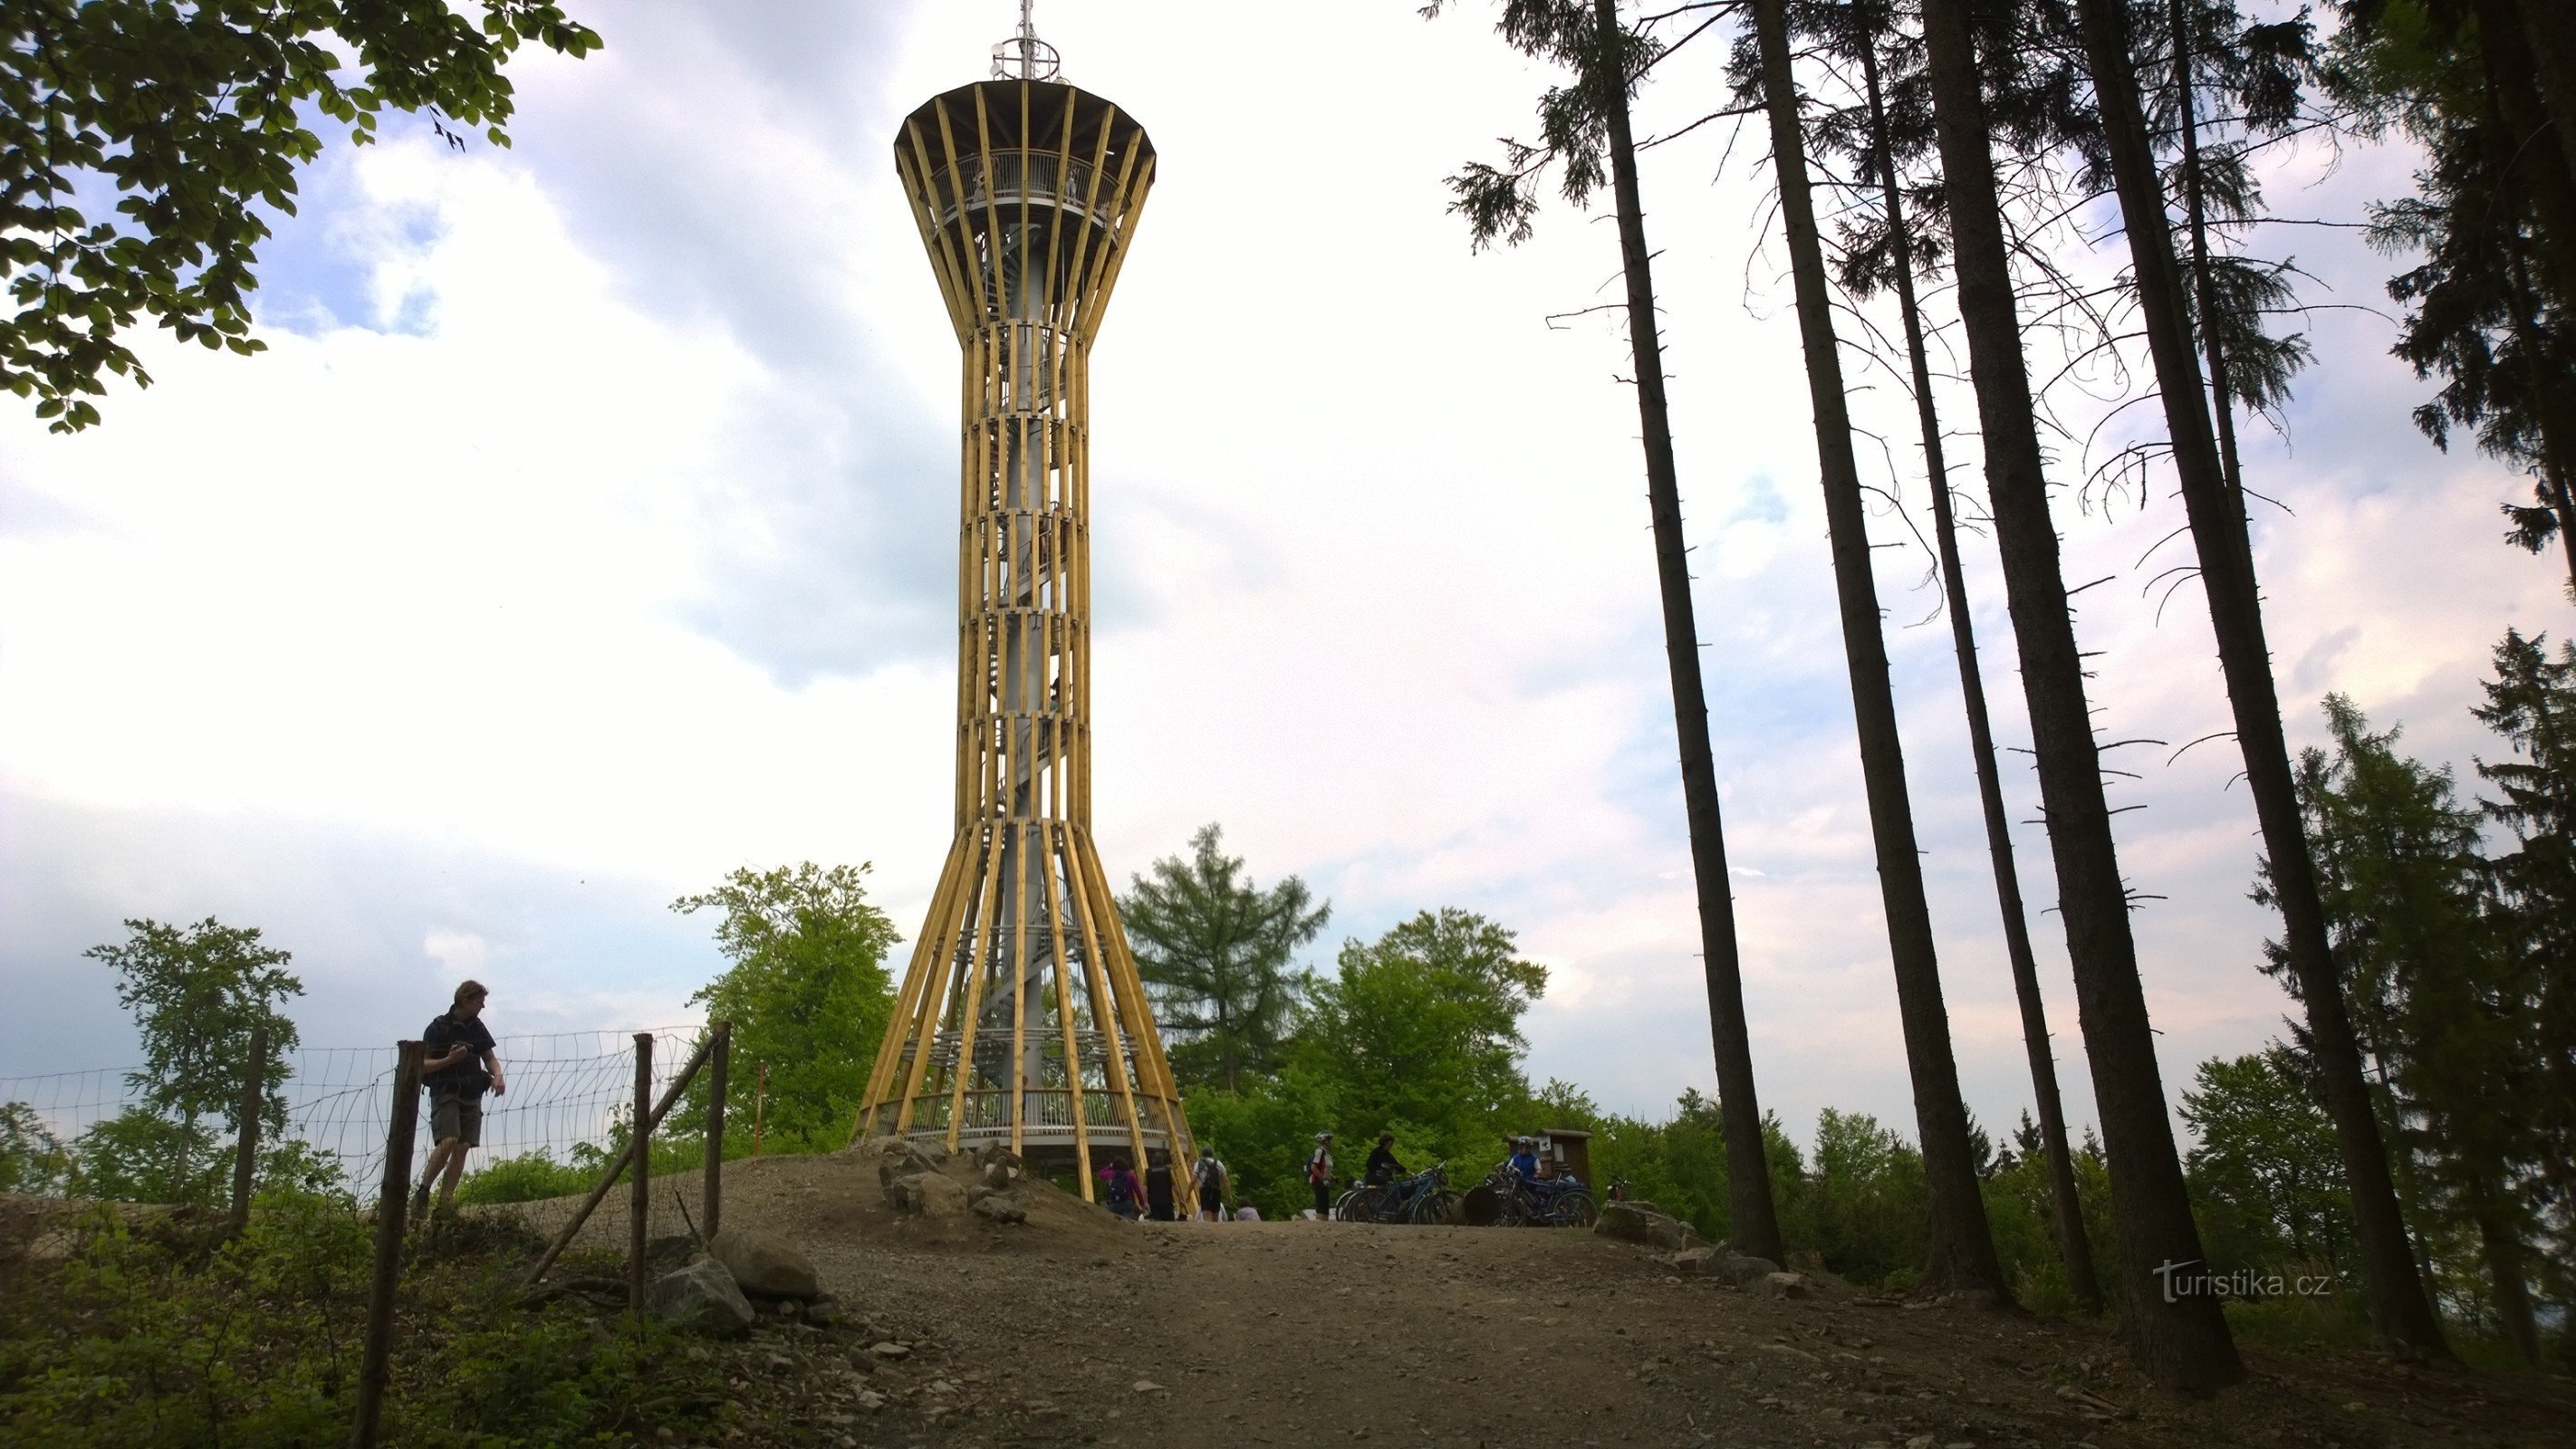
[1664,1245,1719,1276]
[912,1171,968,1221]
[1593,1203,1703,1252]
[1764,1271,1811,1300]
[1132,1379,1165,1393]
[875,1141,947,1197]
[709,1226,822,1300]
[870,1341,910,1359]
[967,1144,1023,1174]
[807,1293,848,1327]
[647,1258,755,1337]
[1722,1252,1783,1289]
[971,1192,1027,1224]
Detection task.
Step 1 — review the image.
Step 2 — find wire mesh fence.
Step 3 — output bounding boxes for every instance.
[0,1027,715,1206]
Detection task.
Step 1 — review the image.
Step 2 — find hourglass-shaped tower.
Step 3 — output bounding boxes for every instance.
[853,21,1194,1207]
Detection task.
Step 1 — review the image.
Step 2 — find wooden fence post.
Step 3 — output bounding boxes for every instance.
[226,1022,268,1239]
[630,1032,652,1312]
[704,1022,729,1244]
[351,1040,423,1449]
[516,1032,716,1290]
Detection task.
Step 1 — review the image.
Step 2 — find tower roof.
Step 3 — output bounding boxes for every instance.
[898,80,1152,180]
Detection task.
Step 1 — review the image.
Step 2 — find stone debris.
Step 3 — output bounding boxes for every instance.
[1764,1271,1812,1300]
[1592,1203,1705,1252]
[646,1257,756,1337]
[709,1225,822,1300]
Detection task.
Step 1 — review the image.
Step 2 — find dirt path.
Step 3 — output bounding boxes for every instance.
[511,1154,2573,1448]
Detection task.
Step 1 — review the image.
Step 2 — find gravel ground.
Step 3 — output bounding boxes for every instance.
[490,1152,2574,1448]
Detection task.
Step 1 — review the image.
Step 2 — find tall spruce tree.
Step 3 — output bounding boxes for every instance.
[1429,0,1785,1259]
[2066,0,2450,1357]
[1747,0,2004,1296]
[1918,0,2243,1391]
[1805,0,2103,1315]
[2472,630,2576,1340]
[1120,823,1331,1092]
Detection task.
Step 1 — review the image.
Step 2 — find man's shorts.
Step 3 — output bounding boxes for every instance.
[430,1090,484,1148]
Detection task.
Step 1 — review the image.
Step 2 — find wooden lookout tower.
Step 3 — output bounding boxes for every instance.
[854,8,1195,1208]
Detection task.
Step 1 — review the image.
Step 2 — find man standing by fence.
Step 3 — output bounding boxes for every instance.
[412,981,503,1226]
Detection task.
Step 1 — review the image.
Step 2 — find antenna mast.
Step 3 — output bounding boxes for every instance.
[991,0,1062,81]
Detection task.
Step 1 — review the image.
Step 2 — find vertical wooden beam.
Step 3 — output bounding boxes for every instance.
[351,1039,423,1449]
[1041,821,1095,1197]
[226,1022,267,1239]
[704,1022,729,1243]
[630,1032,652,1313]
[944,827,1009,1151]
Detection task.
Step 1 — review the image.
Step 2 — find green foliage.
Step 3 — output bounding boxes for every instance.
[0,1188,726,1447]
[451,1150,591,1206]
[2331,0,2576,562]
[1798,1108,1930,1286]
[1979,1114,2114,1314]
[1181,1067,1340,1221]
[2,0,601,430]
[2182,1046,2358,1281]
[672,863,901,1155]
[1120,823,1330,1092]
[0,1102,71,1195]
[67,1106,224,1205]
[1293,908,1547,1170]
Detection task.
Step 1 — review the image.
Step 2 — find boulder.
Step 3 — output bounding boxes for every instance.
[1664,1245,1719,1276]
[910,1170,968,1221]
[1722,1252,1783,1289]
[1594,1203,1702,1252]
[648,1258,755,1337]
[1763,1271,1811,1300]
[709,1226,822,1300]
[971,1191,1028,1224]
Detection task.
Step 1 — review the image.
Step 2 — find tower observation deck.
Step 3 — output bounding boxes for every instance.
[854,59,1197,1207]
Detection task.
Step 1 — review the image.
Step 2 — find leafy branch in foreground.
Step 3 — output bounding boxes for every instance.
[3,1,601,431]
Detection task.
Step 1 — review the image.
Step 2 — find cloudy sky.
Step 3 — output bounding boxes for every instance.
[0,2,2556,1151]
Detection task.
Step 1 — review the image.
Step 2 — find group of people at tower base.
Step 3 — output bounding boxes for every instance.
[1093,1147,1262,1222]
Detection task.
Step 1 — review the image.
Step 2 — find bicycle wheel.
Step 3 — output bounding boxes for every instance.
[1552,1191,1597,1228]
[1335,1185,1370,1223]
[1410,1189,1460,1226]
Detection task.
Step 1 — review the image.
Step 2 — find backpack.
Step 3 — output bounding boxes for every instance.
[1197,1158,1226,1198]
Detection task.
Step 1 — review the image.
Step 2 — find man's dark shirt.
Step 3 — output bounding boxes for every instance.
[423,1012,495,1095]
[1365,1144,1406,1185]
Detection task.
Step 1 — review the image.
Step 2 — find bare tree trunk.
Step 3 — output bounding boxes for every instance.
[2071,0,2452,1360]
[1592,0,1783,1262]
[1752,0,2004,1296]
[1853,24,2100,1317]
[2168,0,2246,505]
[2467,1172,2542,1365]
[1919,0,2243,1392]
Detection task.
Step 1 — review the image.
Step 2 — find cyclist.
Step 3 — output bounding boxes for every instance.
[1507,1136,1540,1185]
[1364,1131,1407,1187]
